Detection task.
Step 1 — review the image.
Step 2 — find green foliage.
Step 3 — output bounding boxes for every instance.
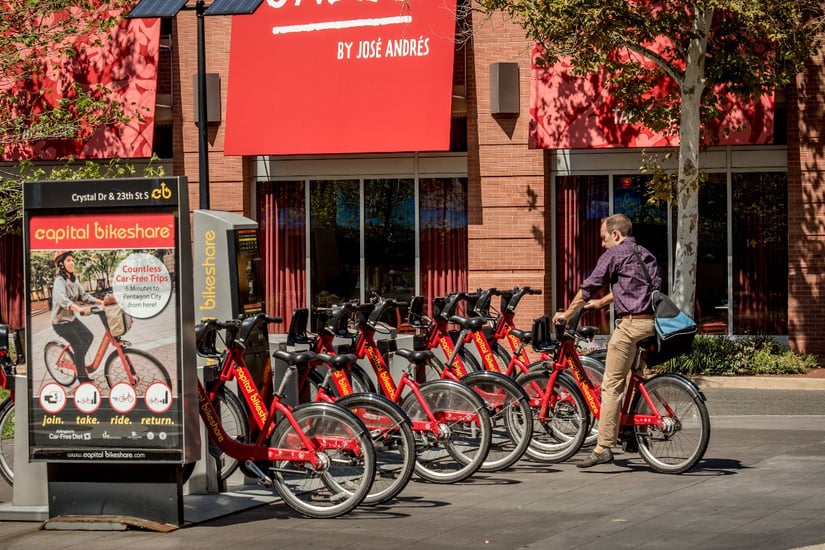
[475,0,824,138]
[657,335,818,376]
[0,0,133,153]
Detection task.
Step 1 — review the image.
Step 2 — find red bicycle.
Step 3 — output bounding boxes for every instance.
[518,310,711,473]
[314,299,492,484]
[273,333,416,506]
[194,313,376,517]
[401,294,534,471]
[43,306,171,395]
[0,324,23,486]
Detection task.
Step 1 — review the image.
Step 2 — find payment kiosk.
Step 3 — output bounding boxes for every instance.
[191,210,282,493]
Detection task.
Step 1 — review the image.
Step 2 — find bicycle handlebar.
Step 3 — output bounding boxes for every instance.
[504,286,542,314]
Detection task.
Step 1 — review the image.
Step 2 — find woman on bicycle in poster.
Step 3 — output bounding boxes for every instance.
[50,250,108,384]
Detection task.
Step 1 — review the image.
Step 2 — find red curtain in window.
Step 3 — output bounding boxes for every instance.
[556,176,610,332]
[0,234,24,330]
[258,182,306,324]
[420,178,468,317]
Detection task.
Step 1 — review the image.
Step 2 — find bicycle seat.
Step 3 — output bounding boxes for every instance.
[578,326,597,340]
[448,315,486,332]
[315,352,358,368]
[273,349,316,367]
[508,328,531,345]
[396,347,434,365]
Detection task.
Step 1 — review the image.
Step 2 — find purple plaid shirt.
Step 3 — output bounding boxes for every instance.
[580,236,661,316]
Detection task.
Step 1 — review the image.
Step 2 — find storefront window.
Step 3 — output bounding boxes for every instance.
[310,180,360,307]
[732,172,788,335]
[421,178,468,318]
[695,175,729,334]
[614,174,669,292]
[259,175,468,322]
[555,175,610,333]
[555,170,788,337]
[364,179,415,302]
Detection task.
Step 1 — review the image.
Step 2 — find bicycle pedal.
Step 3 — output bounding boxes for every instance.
[244,460,273,487]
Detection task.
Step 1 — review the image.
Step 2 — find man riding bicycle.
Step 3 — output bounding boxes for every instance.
[552,213,661,468]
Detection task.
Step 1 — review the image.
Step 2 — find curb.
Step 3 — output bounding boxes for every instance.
[694,375,825,391]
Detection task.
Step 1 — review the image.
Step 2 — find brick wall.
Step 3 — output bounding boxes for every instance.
[173,11,249,218]
[467,10,550,325]
[788,51,825,360]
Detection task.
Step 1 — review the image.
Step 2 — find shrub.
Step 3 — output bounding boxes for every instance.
[656,335,817,376]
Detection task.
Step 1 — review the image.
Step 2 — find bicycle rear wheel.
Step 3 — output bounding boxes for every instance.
[631,374,710,474]
[270,402,375,518]
[43,341,77,386]
[337,393,416,505]
[0,397,15,486]
[460,370,532,471]
[105,348,172,394]
[517,369,590,463]
[401,379,491,484]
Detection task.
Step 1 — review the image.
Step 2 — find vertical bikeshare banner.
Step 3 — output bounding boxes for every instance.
[225,0,458,155]
[24,178,194,462]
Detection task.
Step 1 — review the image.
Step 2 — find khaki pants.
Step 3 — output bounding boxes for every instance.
[596,317,655,450]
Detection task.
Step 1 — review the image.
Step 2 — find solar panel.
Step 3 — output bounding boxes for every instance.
[204,0,263,16]
[127,0,189,18]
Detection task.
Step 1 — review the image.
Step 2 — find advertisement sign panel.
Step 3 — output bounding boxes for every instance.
[23,178,194,463]
[225,0,458,155]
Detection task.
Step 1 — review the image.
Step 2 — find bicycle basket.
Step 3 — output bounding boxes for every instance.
[0,324,8,354]
[195,320,220,357]
[105,304,133,338]
[287,308,311,345]
[407,296,427,328]
[531,315,555,352]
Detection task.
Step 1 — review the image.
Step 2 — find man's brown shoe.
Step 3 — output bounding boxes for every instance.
[576,449,613,468]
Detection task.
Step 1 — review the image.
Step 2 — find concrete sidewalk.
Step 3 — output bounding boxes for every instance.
[0,375,822,549]
[694,373,825,390]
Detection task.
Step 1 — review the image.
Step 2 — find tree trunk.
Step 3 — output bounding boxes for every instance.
[672,6,712,317]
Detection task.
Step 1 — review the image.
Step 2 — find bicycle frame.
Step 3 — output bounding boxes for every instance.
[196,381,328,467]
[354,302,483,430]
[199,316,365,467]
[542,315,678,432]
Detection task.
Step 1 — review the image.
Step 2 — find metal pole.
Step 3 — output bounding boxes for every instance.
[196,0,210,210]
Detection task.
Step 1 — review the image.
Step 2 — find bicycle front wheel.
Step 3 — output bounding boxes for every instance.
[0,397,15,486]
[105,348,172,394]
[337,393,416,505]
[44,341,77,386]
[270,402,375,518]
[460,370,532,472]
[517,369,590,463]
[631,374,710,474]
[401,379,491,484]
